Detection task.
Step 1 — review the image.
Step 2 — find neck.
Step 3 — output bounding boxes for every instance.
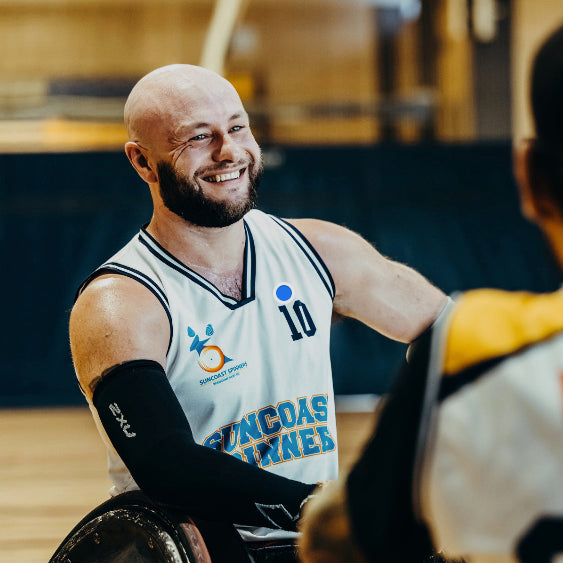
[146,212,247,273]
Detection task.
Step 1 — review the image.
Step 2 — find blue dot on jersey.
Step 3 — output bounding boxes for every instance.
[275,284,293,302]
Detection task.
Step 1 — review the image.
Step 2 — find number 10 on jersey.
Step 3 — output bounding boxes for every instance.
[278,301,317,341]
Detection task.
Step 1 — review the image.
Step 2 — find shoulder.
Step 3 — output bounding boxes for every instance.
[70,273,170,396]
[285,218,356,243]
[443,288,563,375]
[285,219,374,263]
[250,213,361,253]
[73,273,165,323]
[285,219,390,288]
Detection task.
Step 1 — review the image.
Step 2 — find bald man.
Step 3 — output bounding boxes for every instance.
[62,64,447,563]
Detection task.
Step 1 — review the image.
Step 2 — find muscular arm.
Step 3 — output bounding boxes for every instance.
[69,274,170,397]
[70,275,316,529]
[287,219,447,343]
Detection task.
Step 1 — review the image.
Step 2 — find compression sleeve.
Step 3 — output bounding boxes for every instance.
[92,360,316,530]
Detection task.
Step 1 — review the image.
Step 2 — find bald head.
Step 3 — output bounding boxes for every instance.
[124,64,246,149]
[122,63,261,227]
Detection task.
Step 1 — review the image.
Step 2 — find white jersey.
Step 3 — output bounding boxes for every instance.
[346,290,563,562]
[418,289,563,562]
[80,209,339,541]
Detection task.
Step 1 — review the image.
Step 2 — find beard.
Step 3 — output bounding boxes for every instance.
[157,158,262,228]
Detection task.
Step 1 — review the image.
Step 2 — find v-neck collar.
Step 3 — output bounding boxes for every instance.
[138,221,256,310]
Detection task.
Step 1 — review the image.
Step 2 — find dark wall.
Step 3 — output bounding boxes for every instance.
[1,143,559,407]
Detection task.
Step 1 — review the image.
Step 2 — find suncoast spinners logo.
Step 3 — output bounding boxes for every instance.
[187,324,248,386]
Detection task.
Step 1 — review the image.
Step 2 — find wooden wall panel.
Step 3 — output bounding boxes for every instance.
[0,3,211,79]
[0,0,381,145]
[237,3,379,143]
[2,0,533,146]
[7,0,558,145]
[433,0,476,140]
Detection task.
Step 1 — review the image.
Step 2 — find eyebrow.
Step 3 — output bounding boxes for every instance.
[180,113,248,133]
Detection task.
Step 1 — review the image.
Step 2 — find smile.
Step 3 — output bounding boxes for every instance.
[203,169,243,183]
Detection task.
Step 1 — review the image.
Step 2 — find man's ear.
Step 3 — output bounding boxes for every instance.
[513,138,559,222]
[125,142,158,184]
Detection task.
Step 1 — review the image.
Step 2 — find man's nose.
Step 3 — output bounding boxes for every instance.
[212,133,238,162]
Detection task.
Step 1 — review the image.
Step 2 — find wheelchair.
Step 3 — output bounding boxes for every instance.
[49,490,253,563]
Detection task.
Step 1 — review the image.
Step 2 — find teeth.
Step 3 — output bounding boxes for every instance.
[206,170,241,183]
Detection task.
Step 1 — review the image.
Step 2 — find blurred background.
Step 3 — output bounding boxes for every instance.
[2,1,563,560]
[1,0,562,407]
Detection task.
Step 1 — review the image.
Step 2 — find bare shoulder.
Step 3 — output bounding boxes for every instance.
[70,273,169,397]
[285,218,387,285]
[286,218,446,342]
[286,218,360,248]
[285,218,374,266]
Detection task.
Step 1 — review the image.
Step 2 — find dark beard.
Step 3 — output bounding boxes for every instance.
[157,159,261,228]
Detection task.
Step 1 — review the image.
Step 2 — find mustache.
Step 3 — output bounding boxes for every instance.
[196,159,253,178]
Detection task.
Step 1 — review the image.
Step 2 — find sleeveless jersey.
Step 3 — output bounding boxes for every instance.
[79,209,339,542]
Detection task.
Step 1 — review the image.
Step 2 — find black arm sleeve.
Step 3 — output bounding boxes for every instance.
[92,360,316,531]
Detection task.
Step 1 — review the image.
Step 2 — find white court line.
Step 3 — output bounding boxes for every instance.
[335,394,380,413]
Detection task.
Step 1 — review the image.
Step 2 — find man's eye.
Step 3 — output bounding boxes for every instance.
[190,134,207,141]
[230,125,244,133]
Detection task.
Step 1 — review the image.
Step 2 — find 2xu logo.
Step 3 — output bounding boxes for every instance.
[109,402,136,438]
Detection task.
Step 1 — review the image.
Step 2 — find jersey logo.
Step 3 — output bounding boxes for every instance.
[187,324,248,386]
[187,324,232,373]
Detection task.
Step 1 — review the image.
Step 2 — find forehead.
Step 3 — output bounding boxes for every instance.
[167,79,248,134]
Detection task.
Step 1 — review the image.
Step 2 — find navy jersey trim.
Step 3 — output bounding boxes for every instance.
[138,226,256,310]
[269,216,336,300]
[437,330,563,403]
[75,264,174,354]
[104,262,169,307]
[243,221,257,298]
[437,356,505,403]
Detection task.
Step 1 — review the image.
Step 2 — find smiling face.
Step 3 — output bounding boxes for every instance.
[124,64,263,227]
[156,157,261,227]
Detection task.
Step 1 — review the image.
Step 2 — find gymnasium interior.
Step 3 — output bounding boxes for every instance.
[1,0,562,560]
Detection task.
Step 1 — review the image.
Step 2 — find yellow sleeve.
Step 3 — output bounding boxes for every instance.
[443,289,563,375]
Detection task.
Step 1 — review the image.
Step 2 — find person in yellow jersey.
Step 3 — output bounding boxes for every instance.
[298,22,563,563]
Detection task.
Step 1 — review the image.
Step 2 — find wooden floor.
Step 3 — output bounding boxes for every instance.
[0,407,376,562]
